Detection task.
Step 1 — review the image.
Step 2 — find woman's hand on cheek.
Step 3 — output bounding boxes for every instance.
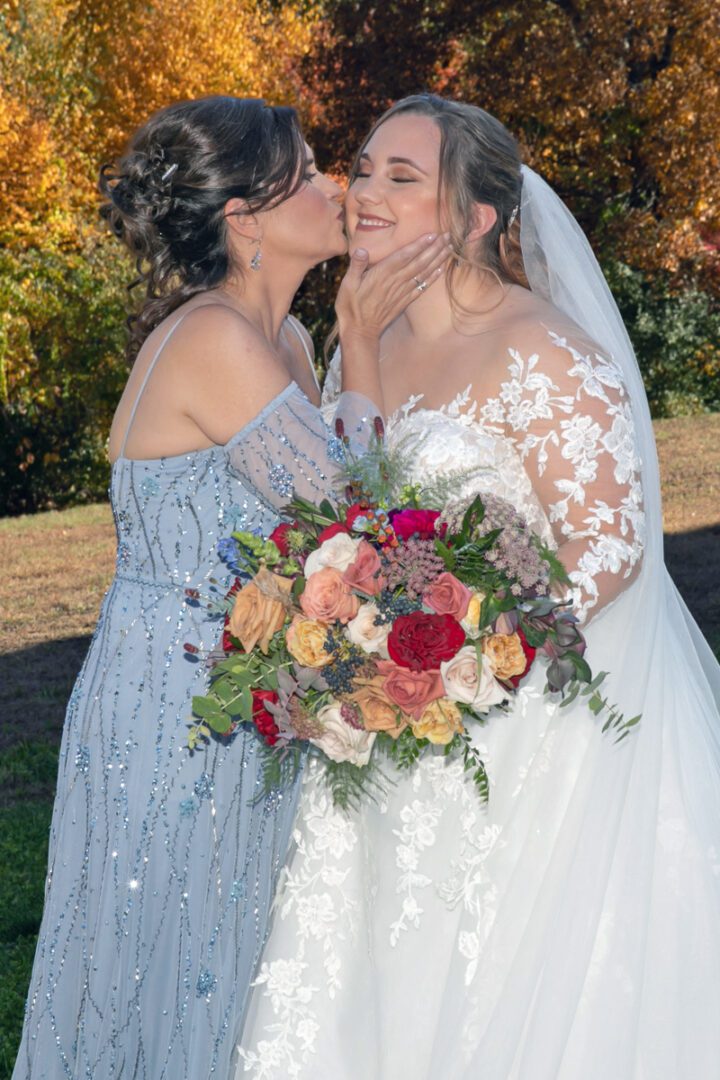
[335,232,452,341]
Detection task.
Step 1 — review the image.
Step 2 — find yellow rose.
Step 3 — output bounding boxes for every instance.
[461,590,486,639]
[411,697,464,745]
[481,632,527,680]
[286,615,334,668]
[228,567,292,654]
[348,676,410,739]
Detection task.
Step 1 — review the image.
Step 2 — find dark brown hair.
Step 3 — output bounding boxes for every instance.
[100,96,306,363]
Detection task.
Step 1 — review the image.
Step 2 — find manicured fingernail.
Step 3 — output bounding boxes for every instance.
[426,233,437,243]
[354,248,368,258]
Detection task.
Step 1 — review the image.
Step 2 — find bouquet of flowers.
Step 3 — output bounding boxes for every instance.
[187,425,639,808]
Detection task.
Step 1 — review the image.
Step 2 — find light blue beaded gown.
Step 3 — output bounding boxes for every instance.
[12,310,368,1080]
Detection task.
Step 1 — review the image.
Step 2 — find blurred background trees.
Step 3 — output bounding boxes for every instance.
[1,0,718,513]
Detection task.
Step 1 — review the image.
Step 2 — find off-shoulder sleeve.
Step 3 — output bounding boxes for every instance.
[479,330,646,623]
[224,383,378,513]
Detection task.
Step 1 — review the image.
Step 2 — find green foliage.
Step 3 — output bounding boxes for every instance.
[319,754,389,813]
[0,237,130,514]
[605,261,720,418]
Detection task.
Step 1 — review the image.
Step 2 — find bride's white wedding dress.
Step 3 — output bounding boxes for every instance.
[235,327,720,1079]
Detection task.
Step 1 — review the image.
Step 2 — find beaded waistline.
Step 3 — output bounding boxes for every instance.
[113,571,192,594]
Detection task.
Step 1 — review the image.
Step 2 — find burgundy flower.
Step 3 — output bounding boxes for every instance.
[269,523,294,557]
[345,503,368,531]
[387,612,465,672]
[251,689,281,746]
[317,521,350,544]
[390,508,442,541]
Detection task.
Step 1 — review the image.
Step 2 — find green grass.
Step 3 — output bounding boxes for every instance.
[0,802,53,1075]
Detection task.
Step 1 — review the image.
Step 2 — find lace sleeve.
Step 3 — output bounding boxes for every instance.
[480,330,646,623]
[224,383,378,514]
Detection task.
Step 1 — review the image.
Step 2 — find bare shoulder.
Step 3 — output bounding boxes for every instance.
[165,303,284,379]
[156,302,295,444]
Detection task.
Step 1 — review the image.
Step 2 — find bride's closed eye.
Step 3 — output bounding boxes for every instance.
[352,172,416,183]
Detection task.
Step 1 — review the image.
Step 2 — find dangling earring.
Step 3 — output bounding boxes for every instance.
[250,243,262,271]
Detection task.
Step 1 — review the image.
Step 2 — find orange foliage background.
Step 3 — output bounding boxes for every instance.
[0,0,718,513]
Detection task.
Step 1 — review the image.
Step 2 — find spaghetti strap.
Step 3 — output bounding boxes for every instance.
[285,314,319,390]
[119,308,195,457]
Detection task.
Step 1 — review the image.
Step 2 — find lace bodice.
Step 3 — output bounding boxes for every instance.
[323,328,645,623]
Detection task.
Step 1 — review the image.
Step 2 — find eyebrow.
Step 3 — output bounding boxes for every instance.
[359,152,429,175]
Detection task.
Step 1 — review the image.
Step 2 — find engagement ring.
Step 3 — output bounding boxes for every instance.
[414,277,429,292]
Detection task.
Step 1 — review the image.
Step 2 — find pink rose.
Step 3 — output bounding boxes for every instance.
[342,540,385,596]
[423,571,472,621]
[390,508,443,540]
[300,566,360,624]
[376,659,445,719]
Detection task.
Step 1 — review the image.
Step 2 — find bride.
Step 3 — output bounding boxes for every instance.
[237,95,720,1079]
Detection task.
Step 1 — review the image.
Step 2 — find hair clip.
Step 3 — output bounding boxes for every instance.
[161,162,178,183]
[508,204,520,229]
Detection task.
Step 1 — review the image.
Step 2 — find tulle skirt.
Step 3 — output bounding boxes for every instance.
[235,564,720,1079]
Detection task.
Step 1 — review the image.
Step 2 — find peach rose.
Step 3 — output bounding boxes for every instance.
[227,567,293,654]
[376,659,445,720]
[300,566,360,624]
[482,632,527,680]
[411,697,464,745]
[285,615,334,667]
[348,676,410,739]
[342,540,385,596]
[423,572,472,620]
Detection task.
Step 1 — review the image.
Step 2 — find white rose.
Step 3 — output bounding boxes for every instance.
[440,645,506,714]
[309,701,376,766]
[345,602,390,657]
[304,532,361,578]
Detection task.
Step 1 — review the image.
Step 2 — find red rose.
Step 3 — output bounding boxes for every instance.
[317,521,350,544]
[509,628,537,688]
[345,503,368,530]
[390,508,442,541]
[251,689,281,746]
[387,612,465,672]
[269,523,294,556]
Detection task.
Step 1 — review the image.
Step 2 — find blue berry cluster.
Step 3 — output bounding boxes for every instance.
[322,631,366,695]
[373,589,422,625]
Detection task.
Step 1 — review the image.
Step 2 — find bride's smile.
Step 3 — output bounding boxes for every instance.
[345,113,443,262]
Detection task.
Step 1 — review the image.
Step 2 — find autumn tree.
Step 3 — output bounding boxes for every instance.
[297,0,720,291]
[0,0,319,512]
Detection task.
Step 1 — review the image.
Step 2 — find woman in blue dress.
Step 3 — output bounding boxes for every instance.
[12,95,450,1079]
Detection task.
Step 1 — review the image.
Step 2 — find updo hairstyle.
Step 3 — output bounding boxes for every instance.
[99,96,306,362]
